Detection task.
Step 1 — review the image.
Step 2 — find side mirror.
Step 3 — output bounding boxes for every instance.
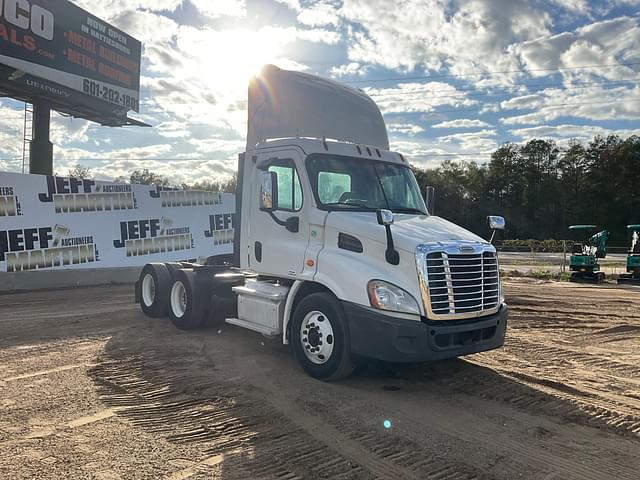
[376,209,394,226]
[488,215,505,244]
[377,209,399,265]
[424,186,435,215]
[488,215,505,230]
[260,171,277,212]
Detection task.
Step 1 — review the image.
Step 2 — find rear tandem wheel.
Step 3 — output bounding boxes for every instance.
[168,269,210,330]
[137,263,172,317]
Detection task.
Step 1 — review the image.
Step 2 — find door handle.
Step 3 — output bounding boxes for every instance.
[255,242,262,262]
[285,217,299,233]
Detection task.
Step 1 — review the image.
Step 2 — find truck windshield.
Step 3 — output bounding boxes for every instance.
[306,154,428,214]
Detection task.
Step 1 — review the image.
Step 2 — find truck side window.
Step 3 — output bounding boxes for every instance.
[268,164,303,211]
[318,172,352,203]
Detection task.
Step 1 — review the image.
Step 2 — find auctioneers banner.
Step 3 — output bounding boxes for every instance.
[0,171,235,273]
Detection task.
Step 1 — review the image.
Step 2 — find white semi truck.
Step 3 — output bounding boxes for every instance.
[136,65,508,380]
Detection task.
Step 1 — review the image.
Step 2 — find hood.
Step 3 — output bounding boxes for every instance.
[326,212,489,252]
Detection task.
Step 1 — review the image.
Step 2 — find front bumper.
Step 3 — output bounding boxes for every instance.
[343,302,508,363]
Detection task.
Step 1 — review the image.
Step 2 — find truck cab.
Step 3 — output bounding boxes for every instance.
[136,65,508,380]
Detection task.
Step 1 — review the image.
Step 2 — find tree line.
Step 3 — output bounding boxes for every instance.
[412,134,640,245]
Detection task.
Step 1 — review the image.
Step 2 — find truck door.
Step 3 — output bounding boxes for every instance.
[248,150,309,277]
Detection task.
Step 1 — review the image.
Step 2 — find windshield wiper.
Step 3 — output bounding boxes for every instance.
[391,207,427,215]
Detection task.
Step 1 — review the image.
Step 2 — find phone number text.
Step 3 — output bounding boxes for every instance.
[82,79,139,111]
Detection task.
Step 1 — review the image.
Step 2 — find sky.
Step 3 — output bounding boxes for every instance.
[0,0,639,183]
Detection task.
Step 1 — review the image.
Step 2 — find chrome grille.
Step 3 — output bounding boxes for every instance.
[416,243,501,320]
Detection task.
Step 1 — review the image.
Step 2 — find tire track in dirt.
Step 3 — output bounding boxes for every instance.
[506,311,640,333]
[477,360,640,436]
[455,281,640,438]
[90,354,483,480]
[502,337,640,378]
[462,338,640,437]
[411,358,640,439]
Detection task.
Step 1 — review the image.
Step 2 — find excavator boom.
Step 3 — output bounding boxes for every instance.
[590,230,609,259]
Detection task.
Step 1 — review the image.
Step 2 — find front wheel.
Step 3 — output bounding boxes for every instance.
[291,293,355,381]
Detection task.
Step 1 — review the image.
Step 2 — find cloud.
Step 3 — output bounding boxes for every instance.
[387,123,425,136]
[0,104,26,171]
[509,124,640,145]
[432,119,492,129]
[515,16,640,82]
[550,0,591,16]
[390,138,493,169]
[390,140,456,168]
[4,0,639,183]
[500,84,640,124]
[111,10,179,45]
[50,117,91,145]
[190,0,246,18]
[294,27,341,44]
[365,82,478,114]
[297,2,340,27]
[155,121,192,138]
[188,138,246,155]
[330,62,368,77]
[337,2,639,100]
[273,0,301,11]
[500,94,544,111]
[48,143,174,179]
[436,129,498,151]
[73,0,182,21]
[340,0,550,83]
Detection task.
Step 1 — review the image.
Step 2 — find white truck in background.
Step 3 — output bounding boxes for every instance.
[135,65,508,380]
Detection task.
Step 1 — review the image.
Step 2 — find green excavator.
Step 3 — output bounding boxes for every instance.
[617,224,640,284]
[568,225,609,283]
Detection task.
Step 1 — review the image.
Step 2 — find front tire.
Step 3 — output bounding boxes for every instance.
[291,293,355,381]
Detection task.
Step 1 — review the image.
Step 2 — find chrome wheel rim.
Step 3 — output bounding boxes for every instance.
[300,310,334,365]
[141,274,156,307]
[170,281,187,318]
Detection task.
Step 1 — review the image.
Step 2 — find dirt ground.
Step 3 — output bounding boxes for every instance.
[1,279,639,480]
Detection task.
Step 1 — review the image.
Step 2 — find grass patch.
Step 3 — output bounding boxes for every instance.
[501,268,571,282]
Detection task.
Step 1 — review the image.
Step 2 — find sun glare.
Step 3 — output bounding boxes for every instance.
[208,29,284,91]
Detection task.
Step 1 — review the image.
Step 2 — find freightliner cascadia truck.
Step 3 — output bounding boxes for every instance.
[136,65,508,380]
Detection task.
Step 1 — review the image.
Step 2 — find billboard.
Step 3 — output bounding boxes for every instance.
[0,171,236,272]
[0,0,142,126]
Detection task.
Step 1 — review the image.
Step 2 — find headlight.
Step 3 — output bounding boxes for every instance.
[367,280,420,315]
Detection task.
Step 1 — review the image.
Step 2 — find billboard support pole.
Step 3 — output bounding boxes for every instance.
[29,102,53,176]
